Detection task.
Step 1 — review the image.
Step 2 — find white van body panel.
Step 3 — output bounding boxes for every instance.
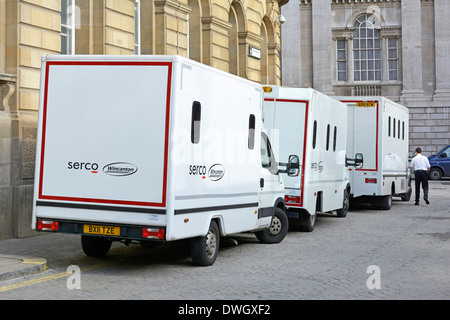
[33,55,284,242]
[338,97,410,199]
[264,87,349,217]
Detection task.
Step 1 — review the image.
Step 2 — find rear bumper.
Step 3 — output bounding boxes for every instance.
[34,219,166,241]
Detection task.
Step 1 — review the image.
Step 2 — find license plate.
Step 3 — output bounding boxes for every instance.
[83,224,120,236]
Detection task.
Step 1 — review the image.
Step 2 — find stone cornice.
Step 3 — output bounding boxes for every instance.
[299,0,402,5]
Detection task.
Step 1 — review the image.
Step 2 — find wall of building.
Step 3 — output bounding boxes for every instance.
[0,0,287,240]
[281,0,450,156]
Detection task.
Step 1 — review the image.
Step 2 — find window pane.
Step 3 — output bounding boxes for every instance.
[248,114,255,150]
[338,50,346,60]
[312,121,317,149]
[389,71,397,81]
[361,71,367,81]
[388,38,397,47]
[375,71,381,80]
[191,101,201,144]
[375,60,381,70]
[374,39,381,49]
[333,126,337,152]
[338,72,346,81]
[360,28,366,38]
[338,61,346,71]
[326,124,330,151]
[388,49,397,59]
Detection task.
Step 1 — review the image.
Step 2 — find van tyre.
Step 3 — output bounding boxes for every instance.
[373,194,392,210]
[191,220,219,266]
[81,235,112,258]
[401,184,412,201]
[336,189,349,217]
[255,208,288,244]
[298,212,316,232]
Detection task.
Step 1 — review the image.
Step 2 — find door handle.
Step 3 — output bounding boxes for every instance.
[260,178,264,188]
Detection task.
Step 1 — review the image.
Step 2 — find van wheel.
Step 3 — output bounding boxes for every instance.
[81,235,112,258]
[373,194,392,210]
[336,189,349,217]
[191,220,219,266]
[298,212,316,232]
[255,208,288,244]
[401,184,412,201]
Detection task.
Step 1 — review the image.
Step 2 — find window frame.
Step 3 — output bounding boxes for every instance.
[353,14,382,82]
[134,0,141,55]
[61,0,76,55]
[336,39,347,82]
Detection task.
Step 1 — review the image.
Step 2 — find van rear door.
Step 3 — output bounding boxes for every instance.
[36,59,172,212]
[264,99,307,207]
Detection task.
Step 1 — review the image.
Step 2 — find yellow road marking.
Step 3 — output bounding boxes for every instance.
[0,260,115,293]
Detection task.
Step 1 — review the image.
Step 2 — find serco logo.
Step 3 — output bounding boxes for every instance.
[103,162,138,177]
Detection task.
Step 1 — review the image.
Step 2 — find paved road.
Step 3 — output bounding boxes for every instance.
[0,181,449,300]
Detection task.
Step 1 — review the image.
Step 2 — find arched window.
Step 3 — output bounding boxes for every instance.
[353,14,381,81]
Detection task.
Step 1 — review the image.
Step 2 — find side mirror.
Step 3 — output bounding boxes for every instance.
[355,153,364,166]
[346,153,364,167]
[287,155,300,176]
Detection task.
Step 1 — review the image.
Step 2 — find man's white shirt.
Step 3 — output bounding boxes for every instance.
[410,154,430,171]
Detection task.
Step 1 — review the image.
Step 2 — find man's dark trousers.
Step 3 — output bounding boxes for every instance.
[414,170,429,203]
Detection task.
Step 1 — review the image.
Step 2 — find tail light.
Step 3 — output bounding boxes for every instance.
[37,221,59,232]
[142,228,165,240]
[365,178,377,184]
[285,195,301,203]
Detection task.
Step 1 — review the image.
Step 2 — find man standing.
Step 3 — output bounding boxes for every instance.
[409,148,431,205]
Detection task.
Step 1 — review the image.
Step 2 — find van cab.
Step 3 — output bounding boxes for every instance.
[428,145,450,180]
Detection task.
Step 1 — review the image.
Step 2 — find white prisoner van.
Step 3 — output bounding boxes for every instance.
[32,55,290,266]
[337,97,411,209]
[263,87,363,232]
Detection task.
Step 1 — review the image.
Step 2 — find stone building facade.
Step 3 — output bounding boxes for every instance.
[281,0,450,155]
[0,0,287,239]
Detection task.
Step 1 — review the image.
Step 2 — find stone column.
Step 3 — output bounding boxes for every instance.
[201,16,231,72]
[311,0,333,94]
[154,0,191,56]
[281,0,301,86]
[400,0,425,101]
[434,0,450,101]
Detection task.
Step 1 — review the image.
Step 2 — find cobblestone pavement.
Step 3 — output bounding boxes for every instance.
[0,181,449,300]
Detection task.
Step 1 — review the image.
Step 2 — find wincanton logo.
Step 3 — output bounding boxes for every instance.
[103,162,138,177]
[208,164,225,181]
